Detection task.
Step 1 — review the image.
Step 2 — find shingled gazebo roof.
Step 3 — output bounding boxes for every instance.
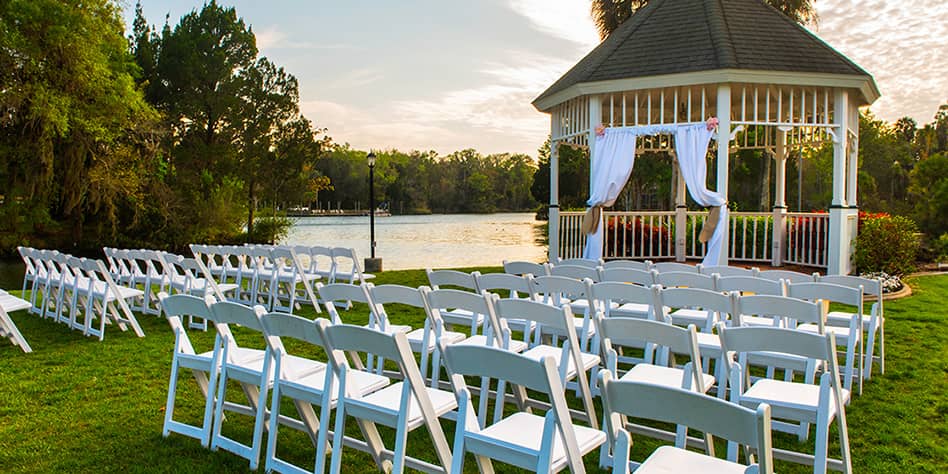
[533,0,879,111]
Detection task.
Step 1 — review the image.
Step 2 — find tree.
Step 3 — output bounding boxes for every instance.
[591,0,817,39]
[230,57,300,236]
[0,0,160,251]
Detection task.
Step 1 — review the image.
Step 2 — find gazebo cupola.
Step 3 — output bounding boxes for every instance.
[533,0,879,275]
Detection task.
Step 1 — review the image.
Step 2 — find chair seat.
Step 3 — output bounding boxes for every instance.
[404,328,467,352]
[441,308,485,328]
[285,367,389,400]
[636,445,750,473]
[456,335,528,353]
[694,332,723,355]
[367,323,413,334]
[521,345,600,380]
[89,281,144,301]
[826,311,874,329]
[334,272,375,282]
[473,412,606,470]
[741,315,781,327]
[669,308,712,327]
[619,364,715,393]
[0,295,32,313]
[354,382,457,426]
[743,378,850,416]
[612,302,650,318]
[796,323,857,343]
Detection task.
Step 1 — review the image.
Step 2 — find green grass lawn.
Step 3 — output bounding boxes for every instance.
[1,269,947,473]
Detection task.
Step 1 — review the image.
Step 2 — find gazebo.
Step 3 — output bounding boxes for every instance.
[532,0,879,275]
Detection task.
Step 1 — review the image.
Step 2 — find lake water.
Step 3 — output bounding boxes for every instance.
[0,213,547,289]
[284,213,547,270]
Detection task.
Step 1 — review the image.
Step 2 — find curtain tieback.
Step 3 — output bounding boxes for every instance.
[698,204,725,243]
[582,206,602,235]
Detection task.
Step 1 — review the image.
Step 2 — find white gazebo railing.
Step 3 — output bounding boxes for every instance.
[558,210,829,268]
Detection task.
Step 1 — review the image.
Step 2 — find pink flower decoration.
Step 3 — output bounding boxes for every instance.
[706,117,719,131]
[595,124,606,136]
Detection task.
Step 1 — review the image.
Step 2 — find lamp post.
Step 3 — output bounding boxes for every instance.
[365,152,382,272]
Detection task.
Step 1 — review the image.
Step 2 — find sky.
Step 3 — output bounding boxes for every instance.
[126,0,948,157]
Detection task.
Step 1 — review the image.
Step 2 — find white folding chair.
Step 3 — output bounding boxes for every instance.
[268,247,322,314]
[788,281,864,394]
[733,294,827,396]
[368,284,465,382]
[651,286,735,397]
[129,249,170,315]
[594,314,713,460]
[0,290,33,353]
[819,274,885,378]
[330,247,374,285]
[495,298,600,428]
[589,280,654,320]
[474,272,538,348]
[300,245,335,281]
[719,325,852,474]
[717,276,786,327]
[502,259,550,277]
[260,312,389,474]
[529,275,597,353]
[425,269,483,334]
[441,343,606,473]
[600,376,774,474]
[158,293,256,446]
[317,321,456,474]
[654,271,719,331]
[75,258,145,340]
[425,288,525,395]
[209,300,318,470]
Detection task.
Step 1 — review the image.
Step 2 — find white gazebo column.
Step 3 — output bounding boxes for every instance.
[548,115,561,263]
[715,85,731,265]
[587,95,602,259]
[674,155,687,262]
[828,90,854,275]
[772,129,788,266]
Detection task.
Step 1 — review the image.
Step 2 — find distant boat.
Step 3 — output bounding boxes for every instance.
[367,208,391,217]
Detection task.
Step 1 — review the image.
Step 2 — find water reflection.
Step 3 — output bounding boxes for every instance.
[285,213,547,270]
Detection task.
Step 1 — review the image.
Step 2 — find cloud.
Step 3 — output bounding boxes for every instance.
[324,68,384,89]
[505,0,599,49]
[254,26,285,50]
[252,25,359,52]
[814,0,948,123]
[388,51,578,153]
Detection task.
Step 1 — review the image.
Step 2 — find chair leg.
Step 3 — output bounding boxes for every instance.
[264,381,282,473]
[814,414,830,474]
[162,358,182,439]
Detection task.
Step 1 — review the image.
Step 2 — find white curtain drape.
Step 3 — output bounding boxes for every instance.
[583,122,726,266]
[674,124,727,266]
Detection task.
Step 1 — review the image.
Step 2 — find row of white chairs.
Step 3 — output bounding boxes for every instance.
[314,278,851,472]
[188,244,374,312]
[17,247,145,340]
[431,265,883,396]
[0,289,32,352]
[101,244,372,320]
[161,280,853,473]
